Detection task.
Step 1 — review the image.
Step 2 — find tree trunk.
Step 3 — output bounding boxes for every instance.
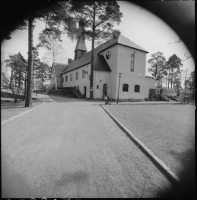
[9,67,13,89]
[90,2,96,100]
[52,62,57,90]
[23,73,27,100]
[18,72,21,89]
[25,16,34,107]
[42,72,44,90]
[171,67,173,89]
[166,75,167,88]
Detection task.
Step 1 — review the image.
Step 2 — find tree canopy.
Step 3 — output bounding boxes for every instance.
[165,54,183,89]
[148,52,166,87]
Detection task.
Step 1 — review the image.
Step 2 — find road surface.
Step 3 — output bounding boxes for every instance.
[2,94,172,198]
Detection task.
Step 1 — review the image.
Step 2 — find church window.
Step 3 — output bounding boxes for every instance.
[66,76,68,82]
[82,70,85,78]
[134,85,140,92]
[131,53,135,71]
[70,74,72,81]
[106,51,111,59]
[97,85,99,89]
[123,84,129,92]
[76,72,78,80]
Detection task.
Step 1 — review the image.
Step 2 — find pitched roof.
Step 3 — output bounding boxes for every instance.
[61,33,148,75]
[54,63,69,76]
[117,34,148,53]
[94,55,111,72]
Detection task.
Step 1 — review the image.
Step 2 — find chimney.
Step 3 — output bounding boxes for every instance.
[68,58,73,64]
[74,19,87,60]
[113,30,121,39]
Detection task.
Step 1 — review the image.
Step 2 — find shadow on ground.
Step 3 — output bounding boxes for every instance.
[1,100,43,109]
[46,94,103,104]
[156,148,195,198]
[54,171,89,188]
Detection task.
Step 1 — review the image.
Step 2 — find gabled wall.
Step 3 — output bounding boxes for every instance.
[116,44,148,99]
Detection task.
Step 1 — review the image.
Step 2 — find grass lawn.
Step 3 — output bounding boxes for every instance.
[103,104,195,177]
[1,99,43,122]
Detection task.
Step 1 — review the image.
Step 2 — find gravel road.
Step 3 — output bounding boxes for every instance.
[2,94,172,198]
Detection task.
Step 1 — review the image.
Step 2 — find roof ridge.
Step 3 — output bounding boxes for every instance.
[61,33,148,74]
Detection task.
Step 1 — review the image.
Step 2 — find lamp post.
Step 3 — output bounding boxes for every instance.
[117,73,122,104]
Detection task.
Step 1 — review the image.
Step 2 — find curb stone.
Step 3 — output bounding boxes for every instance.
[100,104,180,185]
[2,98,45,124]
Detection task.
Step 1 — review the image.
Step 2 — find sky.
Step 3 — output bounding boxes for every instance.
[1,1,195,78]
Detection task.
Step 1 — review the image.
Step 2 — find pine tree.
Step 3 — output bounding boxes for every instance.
[66,1,123,99]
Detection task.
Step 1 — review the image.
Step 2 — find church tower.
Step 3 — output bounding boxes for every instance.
[74,19,87,60]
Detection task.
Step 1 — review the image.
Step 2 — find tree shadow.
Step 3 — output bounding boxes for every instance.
[168,148,195,168]
[156,148,195,198]
[54,171,89,188]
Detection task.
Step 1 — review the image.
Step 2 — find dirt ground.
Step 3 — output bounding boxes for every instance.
[2,94,173,198]
[104,104,195,177]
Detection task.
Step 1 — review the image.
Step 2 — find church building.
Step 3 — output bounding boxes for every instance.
[51,23,156,101]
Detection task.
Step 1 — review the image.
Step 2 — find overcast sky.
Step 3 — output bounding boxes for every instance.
[1,1,195,76]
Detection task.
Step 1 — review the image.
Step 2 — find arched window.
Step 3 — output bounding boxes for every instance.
[76,72,78,80]
[134,85,140,92]
[122,84,129,92]
[82,70,85,78]
[66,76,68,82]
[131,53,135,71]
[70,74,72,81]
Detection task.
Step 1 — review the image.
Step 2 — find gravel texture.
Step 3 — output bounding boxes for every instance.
[2,94,172,198]
[103,104,195,177]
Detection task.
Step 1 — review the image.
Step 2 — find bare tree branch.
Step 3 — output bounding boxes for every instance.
[168,37,182,44]
[181,52,192,62]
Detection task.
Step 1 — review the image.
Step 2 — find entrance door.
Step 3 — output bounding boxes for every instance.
[84,86,86,98]
[103,84,107,98]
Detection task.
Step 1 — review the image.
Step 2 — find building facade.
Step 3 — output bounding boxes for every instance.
[58,30,156,100]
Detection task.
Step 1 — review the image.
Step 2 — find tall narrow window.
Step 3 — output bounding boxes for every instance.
[66,76,68,82]
[134,85,140,92]
[123,84,129,92]
[131,53,135,71]
[70,74,72,81]
[82,70,85,78]
[76,72,78,80]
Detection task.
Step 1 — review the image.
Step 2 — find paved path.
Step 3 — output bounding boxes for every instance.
[2,94,172,198]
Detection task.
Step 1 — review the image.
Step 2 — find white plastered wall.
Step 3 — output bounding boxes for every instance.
[116,44,149,99]
[62,64,91,98]
[99,45,118,99]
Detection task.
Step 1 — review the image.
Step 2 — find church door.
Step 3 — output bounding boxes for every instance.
[103,84,107,98]
[84,86,86,98]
